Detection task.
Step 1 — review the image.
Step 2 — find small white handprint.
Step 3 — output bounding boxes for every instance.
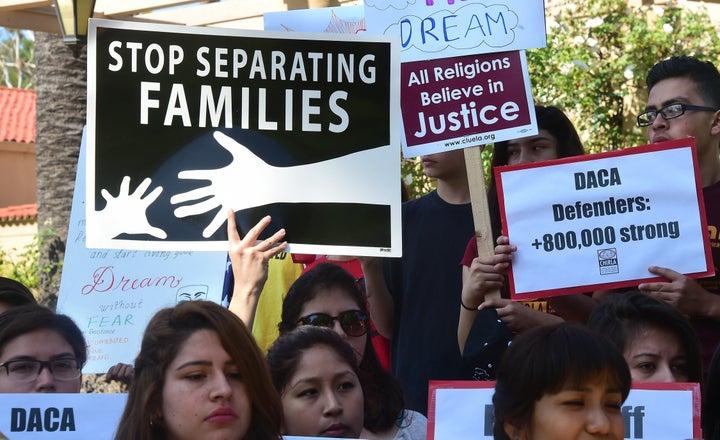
[96,176,167,239]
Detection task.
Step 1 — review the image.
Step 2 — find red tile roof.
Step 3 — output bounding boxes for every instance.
[0,204,37,222]
[0,87,36,144]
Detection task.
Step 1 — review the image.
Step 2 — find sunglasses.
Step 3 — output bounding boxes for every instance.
[297,310,369,337]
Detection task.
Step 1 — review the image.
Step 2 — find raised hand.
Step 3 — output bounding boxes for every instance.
[226,210,287,327]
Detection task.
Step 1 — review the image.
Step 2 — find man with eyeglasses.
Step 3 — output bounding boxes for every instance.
[0,304,86,393]
[631,55,720,371]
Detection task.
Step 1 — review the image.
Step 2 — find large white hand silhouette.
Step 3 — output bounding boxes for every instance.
[97,176,167,239]
[171,131,396,238]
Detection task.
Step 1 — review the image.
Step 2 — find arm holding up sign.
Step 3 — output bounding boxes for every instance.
[360,257,395,339]
[226,210,287,329]
[459,105,587,354]
[634,55,720,369]
[459,235,562,353]
[458,235,511,354]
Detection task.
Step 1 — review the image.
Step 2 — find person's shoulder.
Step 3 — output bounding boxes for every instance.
[704,178,720,196]
[403,190,439,211]
[395,410,428,440]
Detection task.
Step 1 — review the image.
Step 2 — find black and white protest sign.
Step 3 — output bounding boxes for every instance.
[86,19,401,256]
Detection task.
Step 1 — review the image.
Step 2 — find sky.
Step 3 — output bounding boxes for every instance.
[0,27,35,40]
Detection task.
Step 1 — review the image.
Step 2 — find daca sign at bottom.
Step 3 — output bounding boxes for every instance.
[0,394,126,439]
[427,381,701,440]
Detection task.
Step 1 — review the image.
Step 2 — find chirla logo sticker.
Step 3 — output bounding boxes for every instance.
[597,248,619,275]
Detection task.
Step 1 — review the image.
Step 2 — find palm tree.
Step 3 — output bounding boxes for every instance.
[34,31,86,307]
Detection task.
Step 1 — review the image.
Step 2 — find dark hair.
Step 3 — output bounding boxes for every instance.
[492,323,631,439]
[0,277,36,309]
[703,342,720,440]
[279,263,404,433]
[114,300,281,440]
[646,55,720,108]
[0,304,86,367]
[587,290,703,383]
[266,326,359,394]
[489,105,584,172]
[488,105,584,240]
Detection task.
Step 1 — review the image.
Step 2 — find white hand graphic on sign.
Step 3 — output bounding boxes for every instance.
[171,131,395,238]
[97,176,167,239]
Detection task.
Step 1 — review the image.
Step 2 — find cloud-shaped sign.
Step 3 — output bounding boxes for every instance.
[365,0,416,11]
[386,3,519,53]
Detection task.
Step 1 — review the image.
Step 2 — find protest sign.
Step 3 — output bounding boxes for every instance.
[495,138,713,300]
[0,393,126,439]
[362,0,538,157]
[86,19,401,257]
[427,380,701,439]
[264,5,364,33]
[363,0,546,62]
[57,129,227,373]
[400,49,536,157]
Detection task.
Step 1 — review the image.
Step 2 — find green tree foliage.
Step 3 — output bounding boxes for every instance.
[403,1,720,197]
[528,0,720,154]
[0,228,62,298]
[0,28,35,89]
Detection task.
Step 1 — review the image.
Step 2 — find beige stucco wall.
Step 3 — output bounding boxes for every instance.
[0,141,36,207]
[0,220,37,258]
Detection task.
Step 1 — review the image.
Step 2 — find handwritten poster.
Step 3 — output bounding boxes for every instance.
[363,0,547,62]
[495,139,713,299]
[363,1,540,157]
[264,6,364,33]
[427,381,701,440]
[85,19,401,257]
[57,129,227,373]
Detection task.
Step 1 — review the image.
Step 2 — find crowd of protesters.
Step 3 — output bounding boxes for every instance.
[1,55,720,440]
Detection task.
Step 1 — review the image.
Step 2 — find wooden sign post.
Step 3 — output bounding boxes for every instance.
[458,145,501,354]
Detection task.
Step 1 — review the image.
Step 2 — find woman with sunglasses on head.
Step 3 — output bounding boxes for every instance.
[266,326,365,438]
[226,214,426,440]
[279,263,427,440]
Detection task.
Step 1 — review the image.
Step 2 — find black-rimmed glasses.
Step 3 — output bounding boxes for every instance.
[0,358,81,383]
[297,310,369,337]
[637,103,717,127]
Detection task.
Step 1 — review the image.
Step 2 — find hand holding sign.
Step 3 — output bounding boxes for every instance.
[97,176,166,239]
[462,235,515,309]
[639,265,715,318]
